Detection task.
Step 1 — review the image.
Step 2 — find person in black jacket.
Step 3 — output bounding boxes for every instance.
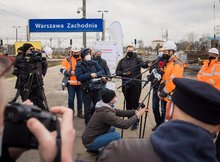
[13,43,48,110]
[9,46,23,103]
[150,47,167,131]
[116,45,148,130]
[75,48,105,124]
[93,49,111,76]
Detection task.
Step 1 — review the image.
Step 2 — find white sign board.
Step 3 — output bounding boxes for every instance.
[93,41,122,75]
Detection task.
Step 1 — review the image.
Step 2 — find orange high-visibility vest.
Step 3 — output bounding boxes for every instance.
[61,56,81,86]
[197,60,220,90]
[161,56,184,101]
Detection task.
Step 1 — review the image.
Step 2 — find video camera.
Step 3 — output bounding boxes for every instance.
[3,103,57,148]
[25,51,43,63]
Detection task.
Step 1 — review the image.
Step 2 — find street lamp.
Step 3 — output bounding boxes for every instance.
[97,10,108,41]
[12,26,21,42]
[77,0,87,48]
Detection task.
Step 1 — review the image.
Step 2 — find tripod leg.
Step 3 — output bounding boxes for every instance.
[121,98,126,138]
[24,73,34,100]
[35,72,49,111]
[139,116,143,138]
[141,85,152,138]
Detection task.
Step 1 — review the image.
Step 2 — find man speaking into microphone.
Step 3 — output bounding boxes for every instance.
[116,45,148,130]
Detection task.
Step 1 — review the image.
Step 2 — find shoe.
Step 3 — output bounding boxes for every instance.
[86,149,100,156]
[130,122,138,130]
[77,113,85,118]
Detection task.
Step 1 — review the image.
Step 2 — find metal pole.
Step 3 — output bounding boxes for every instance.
[26,25,30,41]
[83,0,86,48]
[214,0,216,40]
[15,28,18,42]
[102,12,104,41]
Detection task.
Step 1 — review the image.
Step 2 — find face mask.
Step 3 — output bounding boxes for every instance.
[18,51,23,55]
[162,54,170,60]
[209,56,216,61]
[158,52,163,58]
[73,55,79,59]
[84,55,91,62]
[96,56,101,60]
[110,98,118,109]
[127,52,134,57]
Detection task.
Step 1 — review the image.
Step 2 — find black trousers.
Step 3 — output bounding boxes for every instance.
[152,87,166,126]
[122,81,142,110]
[20,86,46,110]
[82,89,101,124]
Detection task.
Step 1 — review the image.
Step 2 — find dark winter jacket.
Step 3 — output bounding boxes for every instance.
[75,60,105,91]
[151,120,217,162]
[116,54,148,84]
[82,100,138,146]
[94,57,111,76]
[75,60,104,82]
[98,120,218,162]
[13,54,47,88]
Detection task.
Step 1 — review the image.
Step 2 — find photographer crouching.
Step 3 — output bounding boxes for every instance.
[82,88,147,156]
[0,56,75,162]
[13,43,48,110]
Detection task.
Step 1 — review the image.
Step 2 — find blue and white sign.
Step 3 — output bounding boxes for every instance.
[29,19,103,32]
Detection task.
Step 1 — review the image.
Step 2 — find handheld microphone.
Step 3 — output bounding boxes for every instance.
[152,69,161,81]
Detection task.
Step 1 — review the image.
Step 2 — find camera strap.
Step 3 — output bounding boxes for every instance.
[54,117,62,162]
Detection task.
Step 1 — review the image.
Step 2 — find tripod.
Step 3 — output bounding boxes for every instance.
[24,70,49,111]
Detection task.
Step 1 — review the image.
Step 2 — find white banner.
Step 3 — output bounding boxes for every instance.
[108,21,124,59]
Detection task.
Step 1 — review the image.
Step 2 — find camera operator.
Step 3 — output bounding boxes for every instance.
[13,43,48,110]
[0,55,75,162]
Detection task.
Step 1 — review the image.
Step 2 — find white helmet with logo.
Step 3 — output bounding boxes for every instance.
[163,41,177,51]
[208,48,219,55]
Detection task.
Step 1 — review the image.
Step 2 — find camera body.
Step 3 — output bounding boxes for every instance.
[25,51,43,64]
[3,103,57,148]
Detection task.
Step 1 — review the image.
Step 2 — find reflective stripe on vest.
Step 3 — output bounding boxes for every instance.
[201,64,218,76]
[209,78,215,85]
[68,80,79,83]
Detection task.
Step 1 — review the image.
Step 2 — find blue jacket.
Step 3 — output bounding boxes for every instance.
[151,120,218,162]
[75,60,104,83]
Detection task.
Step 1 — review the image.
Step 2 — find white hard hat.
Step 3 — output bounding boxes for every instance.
[208,48,219,55]
[163,41,177,51]
[71,48,80,53]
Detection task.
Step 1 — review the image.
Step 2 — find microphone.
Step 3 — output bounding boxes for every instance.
[152,69,161,81]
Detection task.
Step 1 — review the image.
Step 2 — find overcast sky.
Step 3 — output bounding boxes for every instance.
[0,0,220,47]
